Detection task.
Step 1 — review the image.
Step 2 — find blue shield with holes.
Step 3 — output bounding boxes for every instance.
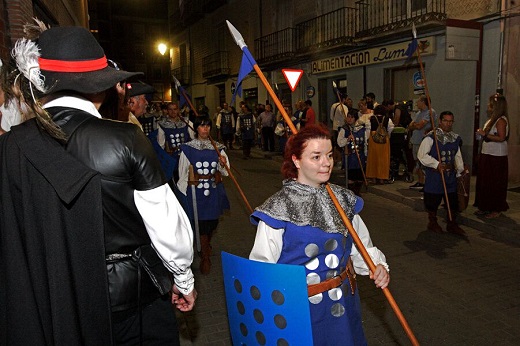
[221,251,313,345]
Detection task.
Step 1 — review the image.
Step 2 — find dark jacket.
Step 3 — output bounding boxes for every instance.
[48,107,167,311]
[0,119,112,345]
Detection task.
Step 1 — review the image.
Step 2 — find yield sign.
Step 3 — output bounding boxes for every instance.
[282,69,304,92]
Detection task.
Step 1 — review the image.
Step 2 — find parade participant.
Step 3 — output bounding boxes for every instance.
[127,81,156,135]
[474,93,509,219]
[157,103,194,156]
[178,116,230,274]
[0,26,196,345]
[330,93,349,164]
[216,102,235,149]
[337,109,367,196]
[236,103,256,159]
[249,124,389,346]
[418,111,465,235]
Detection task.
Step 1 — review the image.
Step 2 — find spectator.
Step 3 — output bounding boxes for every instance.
[474,93,510,219]
[366,105,394,184]
[302,99,316,127]
[364,92,379,109]
[258,103,276,152]
[408,95,437,191]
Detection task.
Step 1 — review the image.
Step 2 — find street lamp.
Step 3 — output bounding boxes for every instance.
[158,43,167,56]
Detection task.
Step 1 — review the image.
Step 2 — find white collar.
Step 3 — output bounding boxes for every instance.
[42,95,102,119]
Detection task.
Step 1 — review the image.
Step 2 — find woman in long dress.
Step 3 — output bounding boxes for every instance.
[366,105,394,184]
[474,93,509,218]
[249,124,389,346]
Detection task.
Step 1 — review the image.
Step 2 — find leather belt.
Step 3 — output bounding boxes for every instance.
[188,171,223,185]
[106,253,132,261]
[307,259,356,297]
[428,163,454,172]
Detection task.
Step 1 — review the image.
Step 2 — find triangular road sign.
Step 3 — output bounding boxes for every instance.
[282,69,304,92]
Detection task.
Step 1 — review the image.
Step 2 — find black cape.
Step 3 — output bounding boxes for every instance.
[0,119,112,345]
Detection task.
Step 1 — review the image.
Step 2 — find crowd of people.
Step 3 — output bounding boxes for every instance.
[0,23,511,346]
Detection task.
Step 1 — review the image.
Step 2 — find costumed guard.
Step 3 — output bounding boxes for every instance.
[139,113,157,137]
[249,125,389,346]
[154,102,194,182]
[236,104,256,159]
[217,103,235,149]
[337,110,367,196]
[418,111,466,235]
[177,116,230,274]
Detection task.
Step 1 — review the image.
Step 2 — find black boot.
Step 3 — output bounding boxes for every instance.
[427,211,443,233]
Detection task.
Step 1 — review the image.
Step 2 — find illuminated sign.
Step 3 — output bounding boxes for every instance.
[311,36,435,74]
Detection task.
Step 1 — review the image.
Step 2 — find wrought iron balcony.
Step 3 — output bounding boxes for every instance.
[296,7,358,53]
[255,28,297,65]
[171,65,190,86]
[356,0,447,39]
[202,51,230,79]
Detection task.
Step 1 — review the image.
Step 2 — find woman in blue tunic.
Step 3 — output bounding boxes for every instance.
[178,116,230,274]
[249,124,389,345]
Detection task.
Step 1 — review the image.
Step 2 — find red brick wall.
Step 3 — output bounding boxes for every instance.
[6,0,33,44]
[0,0,10,61]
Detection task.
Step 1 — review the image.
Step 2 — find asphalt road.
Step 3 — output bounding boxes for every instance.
[178,149,520,345]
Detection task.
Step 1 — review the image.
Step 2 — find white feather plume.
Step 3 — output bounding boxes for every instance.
[11,38,46,92]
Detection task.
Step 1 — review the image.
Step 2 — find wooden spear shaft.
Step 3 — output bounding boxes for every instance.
[179,89,254,214]
[416,47,452,221]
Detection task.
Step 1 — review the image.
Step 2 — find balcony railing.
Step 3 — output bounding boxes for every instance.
[172,65,190,86]
[255,28,297,64]
[202,51,230,79]
[296,7,357,53]
[356,0,446,37]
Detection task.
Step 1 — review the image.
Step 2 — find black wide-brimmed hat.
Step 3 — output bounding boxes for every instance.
[126,81,155,97]
[38,26,142,94]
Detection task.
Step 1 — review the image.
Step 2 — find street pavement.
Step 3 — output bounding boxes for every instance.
[176,147,520,345]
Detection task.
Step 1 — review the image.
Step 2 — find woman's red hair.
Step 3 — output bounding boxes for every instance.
[281,124,331,179]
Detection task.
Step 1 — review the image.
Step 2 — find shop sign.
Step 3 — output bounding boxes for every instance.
[311,36,435,74]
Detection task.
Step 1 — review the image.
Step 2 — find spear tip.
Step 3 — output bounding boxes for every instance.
[332,81,337,88]
[226,20,247,49]
[171,74,181,90]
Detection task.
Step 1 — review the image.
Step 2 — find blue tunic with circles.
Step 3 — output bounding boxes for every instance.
[180,143,230,220]
[251,211,367,346]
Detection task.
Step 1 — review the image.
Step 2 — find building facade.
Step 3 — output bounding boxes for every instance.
[88,0,171,102]
[0,0,88,61]
[168,0,520,184]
